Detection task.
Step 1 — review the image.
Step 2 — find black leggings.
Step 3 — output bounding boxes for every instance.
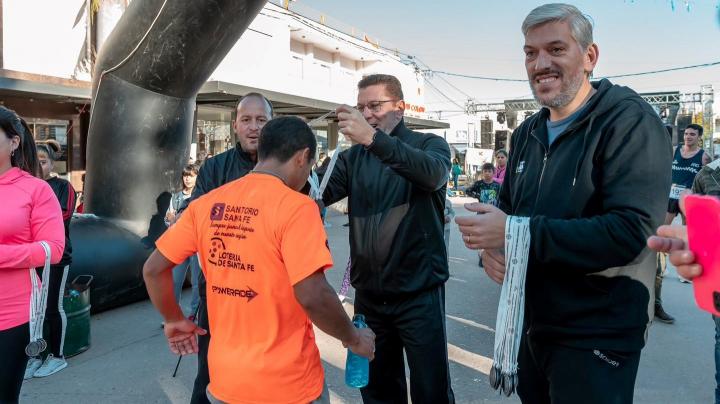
[0,322,29,404]
[36,265,69,358]
[44,265,69,357]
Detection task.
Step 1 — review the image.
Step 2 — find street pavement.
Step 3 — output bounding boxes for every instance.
[22,198,716,403]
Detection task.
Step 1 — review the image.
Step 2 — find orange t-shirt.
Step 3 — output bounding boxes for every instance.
[156,173,333,404]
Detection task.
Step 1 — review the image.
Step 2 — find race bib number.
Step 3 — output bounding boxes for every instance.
[669,184,686,200]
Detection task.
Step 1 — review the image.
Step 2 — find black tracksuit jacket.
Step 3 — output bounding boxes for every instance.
[499,79,672,351]
[322,119,451,297]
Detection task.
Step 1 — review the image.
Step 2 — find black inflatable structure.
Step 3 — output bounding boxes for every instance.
[71,0,267,311]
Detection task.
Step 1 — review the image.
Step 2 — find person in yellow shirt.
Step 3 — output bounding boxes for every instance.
[143,116,375,404]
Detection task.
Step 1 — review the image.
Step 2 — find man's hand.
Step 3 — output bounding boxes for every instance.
[336,105,376,146]
[455,203,507,250]
[647,225,702,280]
[163,318,207,356]
[344,328,376,360]
[444,215,451,224]
[647,193,703,281]
[483,249,506,284]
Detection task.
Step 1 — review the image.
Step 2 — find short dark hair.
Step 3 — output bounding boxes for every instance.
[258,116,316,163]
[685,123,703,137]
[237,92,273,117]
[358,74,404,100]
[182,164,198,177]
[482,163,495,172]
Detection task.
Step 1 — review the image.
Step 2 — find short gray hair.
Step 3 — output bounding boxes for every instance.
[522,3,593,50]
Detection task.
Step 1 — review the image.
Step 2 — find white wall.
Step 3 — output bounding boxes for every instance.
[211,4,425,116]
[2,2,427,118]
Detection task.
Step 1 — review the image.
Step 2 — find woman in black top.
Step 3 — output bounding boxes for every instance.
[25,140,76,379]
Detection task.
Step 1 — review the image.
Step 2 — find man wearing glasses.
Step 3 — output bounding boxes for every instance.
[322,74,454,403]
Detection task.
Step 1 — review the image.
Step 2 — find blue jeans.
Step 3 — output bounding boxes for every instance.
[714,315,719,404]
[452,174,458,190]
[172,255,201,316]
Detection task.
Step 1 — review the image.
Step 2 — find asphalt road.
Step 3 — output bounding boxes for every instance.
[22,199,716,403]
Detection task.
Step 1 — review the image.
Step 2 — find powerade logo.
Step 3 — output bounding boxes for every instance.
[210,203,226,221]
[211,286,259,302]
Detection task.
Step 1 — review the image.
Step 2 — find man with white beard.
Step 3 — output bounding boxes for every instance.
[456,3,671,402]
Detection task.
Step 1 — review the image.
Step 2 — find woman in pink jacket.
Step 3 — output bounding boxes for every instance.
[493,149,508,185]
[0,107,64,403]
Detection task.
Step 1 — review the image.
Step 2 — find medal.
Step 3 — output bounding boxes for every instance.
[27,242,52,358]
[489,364,501,389]
[25,340,42,357]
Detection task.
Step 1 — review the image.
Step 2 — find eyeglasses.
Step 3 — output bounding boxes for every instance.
[355,100,398,113]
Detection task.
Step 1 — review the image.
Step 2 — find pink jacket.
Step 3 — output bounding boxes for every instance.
[493,165,506,185]
[0,167,64,331]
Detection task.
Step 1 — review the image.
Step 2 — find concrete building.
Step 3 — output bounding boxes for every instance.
[0,0,447,189]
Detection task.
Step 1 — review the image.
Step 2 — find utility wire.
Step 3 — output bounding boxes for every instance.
[426,60,720,82]
[279,3,720,88]
[435,73,474,100]
[425,79,466,111]
[602,61,720,79]
[427,70,526,82]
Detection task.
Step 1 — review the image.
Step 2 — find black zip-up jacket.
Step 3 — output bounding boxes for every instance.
[499,79,672,351]
[47,177,76,267]
[322,119,451,296]
[189,143,256,203]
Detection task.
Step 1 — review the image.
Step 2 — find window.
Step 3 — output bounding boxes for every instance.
[290,55,303,78]
[196,120,232,158]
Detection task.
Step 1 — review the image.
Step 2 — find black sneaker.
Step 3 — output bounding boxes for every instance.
[654,305,675,324]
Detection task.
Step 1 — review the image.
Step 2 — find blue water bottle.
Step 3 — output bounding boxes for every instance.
[345,314,369,388]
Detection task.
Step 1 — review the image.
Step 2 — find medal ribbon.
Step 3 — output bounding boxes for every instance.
[27,241,52,356]
[489,216,531,396]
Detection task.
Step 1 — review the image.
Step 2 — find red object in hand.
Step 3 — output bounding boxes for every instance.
[685,194,720,316]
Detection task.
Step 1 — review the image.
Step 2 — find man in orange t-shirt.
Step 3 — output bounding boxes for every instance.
[143,116,375,404]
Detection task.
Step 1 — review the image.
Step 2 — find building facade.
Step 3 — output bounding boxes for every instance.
[0,0,447,190]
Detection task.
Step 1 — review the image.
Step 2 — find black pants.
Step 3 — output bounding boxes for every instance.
[44,265,69,357]
[354,285,455,404]
[517,334,641,404]
[190,290,211,404]
[0,322,29,404]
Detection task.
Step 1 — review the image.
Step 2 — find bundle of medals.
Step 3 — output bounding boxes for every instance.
[26,241,52,357]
